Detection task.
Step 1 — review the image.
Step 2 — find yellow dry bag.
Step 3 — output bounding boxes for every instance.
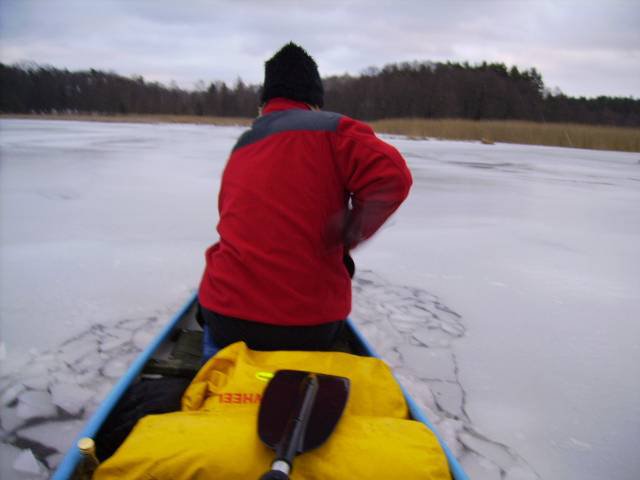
[95,342,451,480]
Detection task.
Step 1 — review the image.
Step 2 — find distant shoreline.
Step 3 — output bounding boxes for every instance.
[0,113,254,127]
[2,113,638,153]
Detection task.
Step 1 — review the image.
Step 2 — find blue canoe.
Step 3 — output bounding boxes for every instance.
[52,293,469,480]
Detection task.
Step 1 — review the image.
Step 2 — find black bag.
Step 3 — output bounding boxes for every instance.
[95,376,191,460]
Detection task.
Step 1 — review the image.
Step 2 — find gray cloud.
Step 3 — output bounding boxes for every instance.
[1,0,638,97]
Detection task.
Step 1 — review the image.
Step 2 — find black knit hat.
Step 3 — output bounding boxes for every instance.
[261,42,324,108]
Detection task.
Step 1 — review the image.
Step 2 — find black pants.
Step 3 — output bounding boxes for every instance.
[199,304,345,351]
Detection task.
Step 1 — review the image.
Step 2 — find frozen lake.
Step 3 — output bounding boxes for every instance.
[1,119,639,479]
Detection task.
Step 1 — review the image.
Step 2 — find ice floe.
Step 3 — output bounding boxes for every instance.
[0,443,23,478]
[50,383,94,416]
[13,449,47,478]
[16,391,57,420]
[17,420,85,457]
[1,383,26,407]
[0,313,160,476]
[0,403,24,432]
[102,356,133,379]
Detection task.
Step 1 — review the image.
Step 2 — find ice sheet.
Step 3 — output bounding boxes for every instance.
[2,119,639,479]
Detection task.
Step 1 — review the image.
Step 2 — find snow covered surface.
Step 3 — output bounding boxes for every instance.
[1,119,639,479]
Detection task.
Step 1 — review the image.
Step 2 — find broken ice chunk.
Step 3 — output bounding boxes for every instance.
[13,448,46,477]
[398,345,456,381]
[0,404,24,432]
[22,376,50,391]
[1,383,26,406]
[102,358,129,379]
[439,320,464,336]
[402,304,433,323]
[429,381,465,419]
[15,361,51,391]
[99,325,133,346]
[17,419,85,454]
[52,367,80,385]
[74,351,105,373]
[459,432,516,471]
[16,390,57,420]
[412,327,453,347]
[0,377,14,392]
[0,442,23,480]
[99,336,127,352]
[90,381,115,408]
[22,360,49,378]
[396,370,438,416]
[74,370,102,386]
[50,383,94,415]
[116,317,149,331]
[58,339,99,367]
[388,319,418,333]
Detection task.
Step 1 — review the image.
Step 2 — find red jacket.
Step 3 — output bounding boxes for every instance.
[199,98,412,326]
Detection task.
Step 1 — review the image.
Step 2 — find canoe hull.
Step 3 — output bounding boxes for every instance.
[53,294,469,480]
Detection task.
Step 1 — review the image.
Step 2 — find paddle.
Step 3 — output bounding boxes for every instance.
[258,370,350,480]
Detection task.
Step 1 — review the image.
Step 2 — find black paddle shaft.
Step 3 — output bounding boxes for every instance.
[275,373,319,464]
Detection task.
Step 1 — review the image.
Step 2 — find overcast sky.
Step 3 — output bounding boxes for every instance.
[1,0,638,98]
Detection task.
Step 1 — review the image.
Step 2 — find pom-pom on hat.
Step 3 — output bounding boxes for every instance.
[261,42,324,108]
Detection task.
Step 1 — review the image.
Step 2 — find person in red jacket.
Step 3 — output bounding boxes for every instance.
[198,43,412,352]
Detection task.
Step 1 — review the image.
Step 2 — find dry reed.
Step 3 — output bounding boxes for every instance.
[369,118,640,153]
[2,114,638,152]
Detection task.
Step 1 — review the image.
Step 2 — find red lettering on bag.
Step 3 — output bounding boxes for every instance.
[217,392,262,404]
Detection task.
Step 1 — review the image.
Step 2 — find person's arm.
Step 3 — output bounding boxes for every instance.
[334,117,412,249]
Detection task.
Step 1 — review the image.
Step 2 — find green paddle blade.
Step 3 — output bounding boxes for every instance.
[258,370,350,453]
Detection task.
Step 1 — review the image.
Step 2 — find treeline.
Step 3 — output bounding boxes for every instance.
[1,61,639,126]
[324,62,639,127]
[0,63,257,117]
